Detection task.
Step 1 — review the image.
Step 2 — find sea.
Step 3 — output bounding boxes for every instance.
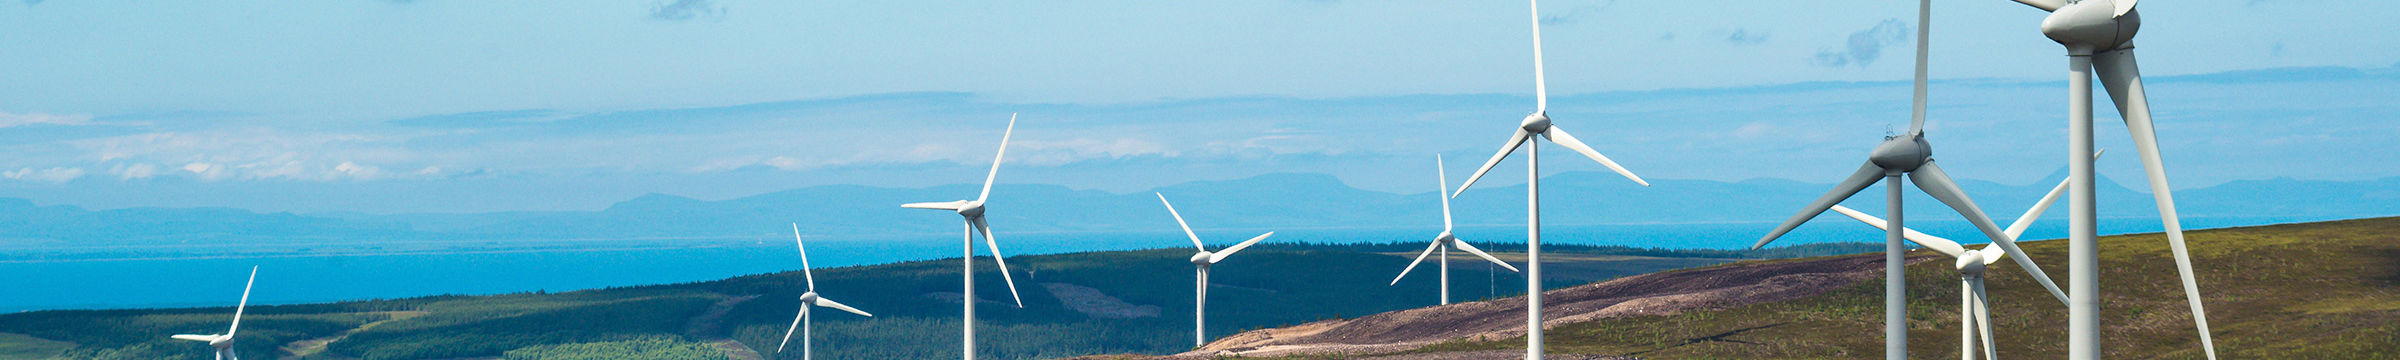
[0,216,2331,313]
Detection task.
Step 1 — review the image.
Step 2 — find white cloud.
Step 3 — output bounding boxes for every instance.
[0,110,91,128]
[4,167,86,183]
[72,129,428,182]
[114,163,160,180]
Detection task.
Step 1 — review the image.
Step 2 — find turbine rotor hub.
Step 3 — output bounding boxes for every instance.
[799,292,819,302]
[957,202,986,218]
[1519,112,1552,133]
[1190,251,1213,265]
[1868,133,1932,172]
[1956,252,1988,275]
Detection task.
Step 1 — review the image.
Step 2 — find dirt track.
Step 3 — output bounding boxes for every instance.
[1094,252,1922,359]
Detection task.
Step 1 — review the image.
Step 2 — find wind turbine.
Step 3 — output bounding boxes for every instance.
[1999,0,2217,358]
[1155,193,1274,348]
[1750,0,2065,358]
[170,266,256,360]
[901,113,1026,360]
[776,225,873,360]
[1828,151,2101,360]
[1449,1,1650,358]
[1390,155,1520,305]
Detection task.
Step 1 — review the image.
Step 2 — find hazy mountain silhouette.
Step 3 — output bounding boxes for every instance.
[2,171,2392,249]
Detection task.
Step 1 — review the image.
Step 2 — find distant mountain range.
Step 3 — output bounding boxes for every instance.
[1,171,2393,249]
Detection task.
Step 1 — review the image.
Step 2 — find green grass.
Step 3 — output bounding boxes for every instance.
[501,335,728,360]
[1380,217,2400,359]
[0,332,76,359]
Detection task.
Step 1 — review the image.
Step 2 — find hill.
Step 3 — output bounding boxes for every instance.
[0,242,1873,360]
[1102,217,2400,359]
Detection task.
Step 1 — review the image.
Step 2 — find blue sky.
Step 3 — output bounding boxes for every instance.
[0,0,2393,213]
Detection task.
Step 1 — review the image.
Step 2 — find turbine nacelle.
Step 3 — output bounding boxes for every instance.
[1518,111,1552,133]
[1868,132,1932,172]
[1190,251,1214,266]
[2042,0,2140,53]
[799,291,820,303]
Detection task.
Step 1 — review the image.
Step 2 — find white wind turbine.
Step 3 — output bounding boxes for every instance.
[1827,151,2100,360]
[1998,0,2217,358]
[170,266,257,360]
[1390,155,1520,305]
[901,114,1026,360]
[1155,193,1274,348]
[776,225,874,360]
[1751,0,2065,358]
[1449,1,1650,358]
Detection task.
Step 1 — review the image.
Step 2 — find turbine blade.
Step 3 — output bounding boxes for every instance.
[1908,0,1930,134]
[902,200,969,210]
[2011,0,2064,12]
[1437,154,1454,231]
[172,334,217,342]
[777,305,807,353]
[1828,205,1968,258]
[974,218,1025,308]
[1754,161,1885,249]
[1156,193,1206,250]
[1390,241,1443,285]
[1527,0,1547,111]
[1209,232,1273,263]
[2008,174,2072,242]
[1542,125,1648,186]
[793,223,815,291]
[2005,150,2101,241]
[1973,280,1998,360]
[2113,0,2138,18]
[1454,129,1532,198]
[230,266,256,336]
[978,113,1016,202]
[815,297,874,317]
[2097,51,2214,360]
[1911,161,2069,306]
[1452,240,1520,272]
[1991,149,2105,261]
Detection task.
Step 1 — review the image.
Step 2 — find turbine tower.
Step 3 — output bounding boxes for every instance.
[1998,0,2217,358]
[1830,151,2100,360]
[1390,155,1519,305]
[1156,193,1274,348]
[776,225,874,360]
[1450,1,1651,358]
[902,114,1026,360]
[1751,0,2064,358]
[170,266,257,360]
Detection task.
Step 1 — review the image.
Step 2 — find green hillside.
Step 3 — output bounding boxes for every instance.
[1385,217,2400,359]
[0,241,1869,360]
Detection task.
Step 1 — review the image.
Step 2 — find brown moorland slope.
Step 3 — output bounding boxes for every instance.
[1083,216,2400,359]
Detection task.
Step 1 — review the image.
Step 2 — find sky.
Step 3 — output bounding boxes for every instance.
[0,0,2394,214]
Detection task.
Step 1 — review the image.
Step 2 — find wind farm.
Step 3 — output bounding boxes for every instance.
[0,0,2392,359]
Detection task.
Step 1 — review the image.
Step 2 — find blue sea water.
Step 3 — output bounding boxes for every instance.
[0,216,2327,313]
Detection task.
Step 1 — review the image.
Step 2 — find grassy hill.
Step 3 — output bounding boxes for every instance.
[0,241,1869,360]
[1173,217,2400,359]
